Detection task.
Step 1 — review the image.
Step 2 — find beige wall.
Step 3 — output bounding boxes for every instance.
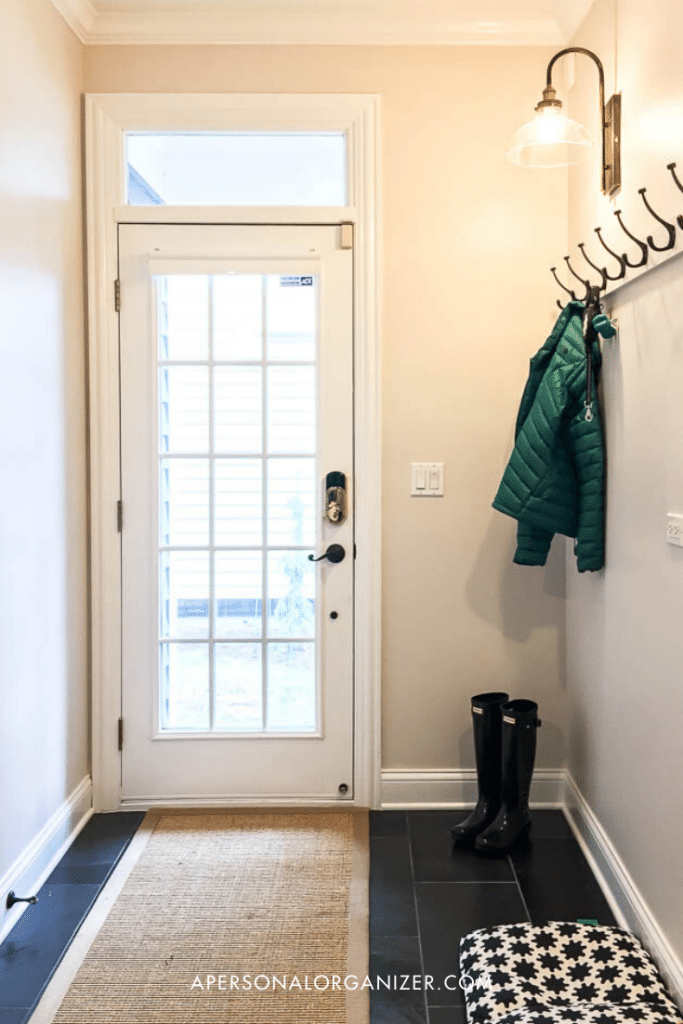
[566,0,683,970]
[0,0,86,898]
[85,45,569,772]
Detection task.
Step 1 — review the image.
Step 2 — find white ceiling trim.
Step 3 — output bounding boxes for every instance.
[50,0,596,46]
[50,0,97,42]
[85,11,563,45]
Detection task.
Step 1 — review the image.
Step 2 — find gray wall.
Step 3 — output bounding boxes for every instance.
[566,0,683,971]
[0,0,87,907]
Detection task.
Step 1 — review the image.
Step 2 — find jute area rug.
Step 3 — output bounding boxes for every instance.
[45,810,368,1024]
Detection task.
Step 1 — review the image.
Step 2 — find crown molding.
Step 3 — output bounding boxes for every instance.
[48,0,590,46]
[49,0,97,41]
[86,11,564,45]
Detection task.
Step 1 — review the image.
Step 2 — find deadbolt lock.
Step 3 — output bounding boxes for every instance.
[325,471,347,524]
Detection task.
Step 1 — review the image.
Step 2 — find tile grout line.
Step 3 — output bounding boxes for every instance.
[406,813,431,1024]
[508,852,532,923]
[413,880,524,885]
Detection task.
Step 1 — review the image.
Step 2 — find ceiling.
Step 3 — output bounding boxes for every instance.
[51,0,595,46]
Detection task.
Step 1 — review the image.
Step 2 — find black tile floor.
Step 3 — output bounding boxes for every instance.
[0,812,144,1024]
[369,809,617,1024]
[0,807,616,1024]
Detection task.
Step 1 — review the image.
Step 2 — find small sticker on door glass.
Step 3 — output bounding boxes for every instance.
[279,276,313,287]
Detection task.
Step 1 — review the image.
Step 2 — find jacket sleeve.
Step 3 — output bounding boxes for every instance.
[566,401,605,571]
[514,520,554,566]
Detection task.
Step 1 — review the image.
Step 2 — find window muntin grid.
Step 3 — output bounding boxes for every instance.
[157,273,318,734]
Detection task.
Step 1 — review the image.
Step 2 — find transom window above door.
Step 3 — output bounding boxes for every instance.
[126,132,347,206]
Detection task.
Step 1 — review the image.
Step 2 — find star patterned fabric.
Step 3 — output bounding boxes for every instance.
[459,922,681,1024]
[493,1007,682,1024]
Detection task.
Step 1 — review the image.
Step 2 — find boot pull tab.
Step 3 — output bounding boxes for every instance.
[537,719,542,728]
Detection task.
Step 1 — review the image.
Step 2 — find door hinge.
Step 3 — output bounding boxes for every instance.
[340,222,354,250]
[117,718,124,751]
[117,499,123,532]
[114,279,121,312]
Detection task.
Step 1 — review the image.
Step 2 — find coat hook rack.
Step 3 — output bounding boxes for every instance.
[594,227,627,280]
[550,159,681,309]
[638,188,676,251]
[614,209,649,268]
[564,255,591,300]
[666,163,683,229]
[578,242,607,290]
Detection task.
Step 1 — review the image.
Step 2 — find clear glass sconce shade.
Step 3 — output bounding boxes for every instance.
[506,106,593,167]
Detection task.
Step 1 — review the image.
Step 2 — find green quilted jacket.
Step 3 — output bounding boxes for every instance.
[493,300,615,572]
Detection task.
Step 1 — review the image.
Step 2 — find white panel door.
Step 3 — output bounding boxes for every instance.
[118,223,353,804]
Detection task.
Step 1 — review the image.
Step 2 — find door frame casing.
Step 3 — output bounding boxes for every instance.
[85,92,382,811]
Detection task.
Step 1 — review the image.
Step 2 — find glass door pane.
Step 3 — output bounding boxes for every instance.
[156,272,318,734]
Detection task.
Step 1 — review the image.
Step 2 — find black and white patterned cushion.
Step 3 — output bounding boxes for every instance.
[459,922,681,1024]
[494,1002,682,1024]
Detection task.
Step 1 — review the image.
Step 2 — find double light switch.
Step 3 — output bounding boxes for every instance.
[411,463,444,496]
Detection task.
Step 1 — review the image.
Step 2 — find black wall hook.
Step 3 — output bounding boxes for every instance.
[578,243,607,290]
[564,255,591,300]
[638,187,676,251]
[594,227,627,280]
[668,162,683,193]
[614,209,649,268]
[551,265,577,300]
[666,163,683,230]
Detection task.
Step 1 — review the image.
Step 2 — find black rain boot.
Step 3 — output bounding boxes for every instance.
[451,692,509,845]
[474,699,541,855]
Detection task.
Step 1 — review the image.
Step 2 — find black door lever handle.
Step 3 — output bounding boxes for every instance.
[308,544,346,564]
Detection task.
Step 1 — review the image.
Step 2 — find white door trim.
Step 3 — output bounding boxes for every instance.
[85,92,382,811]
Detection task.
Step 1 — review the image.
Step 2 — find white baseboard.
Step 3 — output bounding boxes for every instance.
[380,768,565,809]
[564,772,683,1009]
[0,776,93,943]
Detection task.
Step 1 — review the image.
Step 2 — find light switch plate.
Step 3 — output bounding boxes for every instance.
[411,462,444,496]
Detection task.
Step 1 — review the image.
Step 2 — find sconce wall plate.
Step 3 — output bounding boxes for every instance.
[604,93,621,195]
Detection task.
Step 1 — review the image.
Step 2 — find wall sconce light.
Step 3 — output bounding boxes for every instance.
[506,47,621,195]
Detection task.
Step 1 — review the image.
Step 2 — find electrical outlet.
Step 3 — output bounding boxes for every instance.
[666,513,683,547]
